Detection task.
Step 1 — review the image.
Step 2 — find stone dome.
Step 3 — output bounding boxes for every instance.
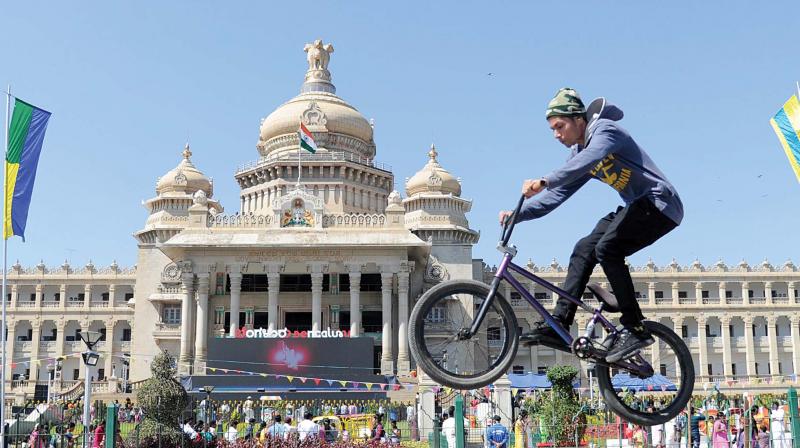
[256,40,375,160]
[405,144,462,197]
[156,144,213,196]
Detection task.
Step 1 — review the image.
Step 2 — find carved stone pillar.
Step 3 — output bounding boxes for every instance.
[194,272,210,370]
[765,282,774,305]
[380,270,394,374]
[673,316,684,378]
[767,315,780,375]
[721,316,732,377]
[179,273,195,371]
[791,315,800,375]
[742,282,750,304]
[698,315,708,379]
[695,282,703,305]
[718,282,727,304]
[311,270,324,333]
[396,268,411,375]
[789,282,797,304]
[348,266,362,337]
[648,282,656,306]
[228,268,243,337]
[266,265,282,331]
[744,315,755,376]
[671,282,680,305]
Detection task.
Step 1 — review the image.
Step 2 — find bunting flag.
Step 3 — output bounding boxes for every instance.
[286,376,294,383]
[365,382,373,390]
[313,378,321,385]
[770,95,800,183]
[299,377,307,383]
[4,98,51,240]
[338,381,348,388]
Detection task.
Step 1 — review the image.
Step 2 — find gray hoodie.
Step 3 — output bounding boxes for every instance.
[517,98,683,225]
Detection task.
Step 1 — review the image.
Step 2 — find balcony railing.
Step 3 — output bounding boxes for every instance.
[749,297,767,305]
[41,301,60,308]
[17,302,35,308]
[66,301,84,308]
[678,298,695,305]
[701,298,720,304]
[726,298,744,305]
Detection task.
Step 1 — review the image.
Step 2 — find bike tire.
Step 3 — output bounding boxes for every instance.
[595,320,695,426]
[408,279,519,390]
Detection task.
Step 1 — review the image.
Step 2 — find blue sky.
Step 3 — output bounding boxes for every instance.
[2,1,799,270]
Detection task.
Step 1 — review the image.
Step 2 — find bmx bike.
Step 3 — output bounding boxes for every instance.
[408,195,694,426]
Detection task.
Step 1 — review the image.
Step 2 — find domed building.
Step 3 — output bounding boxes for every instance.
[128,40,480,390]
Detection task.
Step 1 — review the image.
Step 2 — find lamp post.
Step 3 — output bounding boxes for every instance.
[79,331,102,448]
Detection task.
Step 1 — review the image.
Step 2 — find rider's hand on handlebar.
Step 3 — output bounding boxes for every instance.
[498,210,513,226]
[522,179,547,198]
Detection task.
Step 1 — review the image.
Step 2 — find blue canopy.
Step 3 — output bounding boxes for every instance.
[611,373,677,392]
[508,373,580,389]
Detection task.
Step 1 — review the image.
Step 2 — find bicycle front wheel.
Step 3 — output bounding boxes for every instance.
[408,280,519,389]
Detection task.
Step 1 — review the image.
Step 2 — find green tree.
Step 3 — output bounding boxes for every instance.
[134,351,189,445]
[531,365,586,446]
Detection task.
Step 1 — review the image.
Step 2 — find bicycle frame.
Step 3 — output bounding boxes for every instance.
[467,250,617,347]
[464,194,650,375]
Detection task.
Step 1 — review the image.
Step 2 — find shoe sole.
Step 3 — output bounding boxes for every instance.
[521,335,571,353]
[605,338,655,363]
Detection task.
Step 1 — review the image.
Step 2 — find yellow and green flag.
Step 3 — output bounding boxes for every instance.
[5,98,51,240]
[770,95,800,183]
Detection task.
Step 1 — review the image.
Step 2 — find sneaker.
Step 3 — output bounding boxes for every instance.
[605,325,655,363]
[519,319,571,352]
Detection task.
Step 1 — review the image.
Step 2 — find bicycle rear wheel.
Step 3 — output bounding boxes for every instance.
[594,320,695,426]
[408,280,519,389]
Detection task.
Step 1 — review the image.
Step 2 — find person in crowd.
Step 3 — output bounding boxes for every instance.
[690,407,706,448]
[771,402,789,448]
[91,420,105,448]
[200,423,215,443]
[712,414,728,448]
[486,415,509,448]
[322,418,338,443]
[182,418,198,441]
[372,413,386,442]
[244,418,256,440]
[267,414,286,440]
[64,422,75,448]
[243,396,255,422]
[632,425,647,448]
[514,409,530,448]
[389,420,401,445]
[757,424,771,448]
[226,419,239,442]
[297,411,319,441]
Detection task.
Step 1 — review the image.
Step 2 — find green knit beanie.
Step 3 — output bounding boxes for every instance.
[545,87,586,119]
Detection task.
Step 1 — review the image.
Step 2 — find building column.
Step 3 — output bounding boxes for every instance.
[673,316,683,378]
[742,282,750,304]
[59,285,67,311]
[671,282,680,306]
[348,266,362,337]
[380,270,394,374]
[396,268,411,375]
[228,269,243,337]
[310,268,324,333]
[266,265,281,332]
[791,315,800,376]
[179,273,195,372]
[35,285,43,309]
[721,316,732,378]
[83,284,91,309]
[718,282,727,304]
[648,282,656,306]
[55,320,66,360]
[104,320,114,380]
[10,284,17,309]
[765,282,774,305]
[6,323,16,384]
[530,346,539,373]
[108,284,116,304]
[768,315,780,376]
[695,282,703,305]
[194,272,210,370]
[30,323,41,380]
[698,315,708,379]
[744,315,756,376]
[789,282,797,304]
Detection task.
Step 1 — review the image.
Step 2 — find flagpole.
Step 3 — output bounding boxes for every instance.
[297,128,301,188]
[1,84,10,447]
[796,81,800,100]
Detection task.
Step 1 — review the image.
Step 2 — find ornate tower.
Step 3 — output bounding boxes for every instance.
[236,40,393,215]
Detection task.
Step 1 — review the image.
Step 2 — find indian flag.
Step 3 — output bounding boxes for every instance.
[298,122,317,154]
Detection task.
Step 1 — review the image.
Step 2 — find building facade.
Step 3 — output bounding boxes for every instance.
[3,261,135,399]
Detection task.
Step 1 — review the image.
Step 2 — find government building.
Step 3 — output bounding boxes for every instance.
[3,40,800,403]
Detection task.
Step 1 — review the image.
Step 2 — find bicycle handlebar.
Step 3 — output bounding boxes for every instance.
[500,195,526,247]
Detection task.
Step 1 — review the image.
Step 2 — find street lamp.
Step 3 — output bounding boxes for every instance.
[79,331,103,448]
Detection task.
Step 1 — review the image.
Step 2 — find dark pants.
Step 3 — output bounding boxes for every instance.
[553,196,678,327]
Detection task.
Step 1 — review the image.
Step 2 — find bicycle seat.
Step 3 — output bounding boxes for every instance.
[587,283,620,312]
